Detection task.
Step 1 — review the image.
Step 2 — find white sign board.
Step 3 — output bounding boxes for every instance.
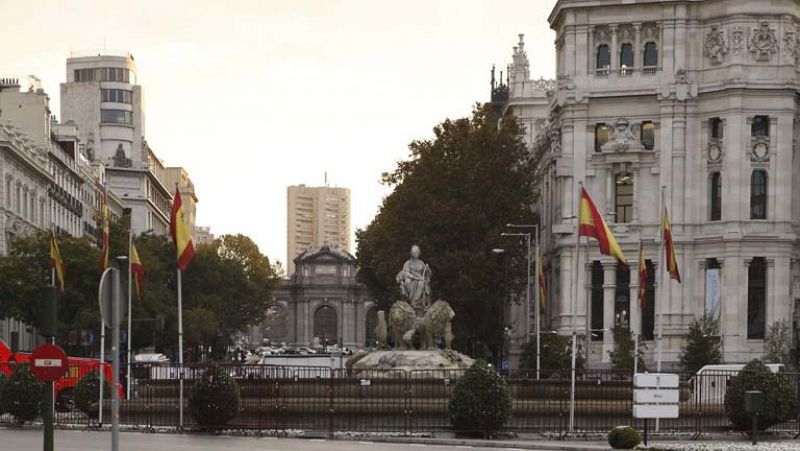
[634,373,679,389]
[633,404,679,419]
[34,359,63,367]
[634,389,679,404]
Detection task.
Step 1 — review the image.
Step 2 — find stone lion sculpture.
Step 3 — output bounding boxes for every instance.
[422,300,454,350]
[388,301,418,350]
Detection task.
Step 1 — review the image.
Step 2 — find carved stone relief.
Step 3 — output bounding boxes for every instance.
[731,26,745,55]
[594,26,611,44]
[748,21,778,61]
[600,118,645,152]
[704,25,729,64]
[707,139,723,164]
[750,136,770,162]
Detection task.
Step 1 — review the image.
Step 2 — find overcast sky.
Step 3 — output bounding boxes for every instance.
[2,0,557,269]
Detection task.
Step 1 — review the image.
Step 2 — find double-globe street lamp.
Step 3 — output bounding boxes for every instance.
[501,223,541,379]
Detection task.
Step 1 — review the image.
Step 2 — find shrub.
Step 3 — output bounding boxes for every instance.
[0,373,5,415]
[607,426,641,449]
[0,365,43,424]
[724,359,799,431]
[520,332,585,376]
[763,321,793,368]
[679,314,722,374]
[188,366,240,430]
[448,360,512,437]
[608,325,647,371]
[74,371,111,419]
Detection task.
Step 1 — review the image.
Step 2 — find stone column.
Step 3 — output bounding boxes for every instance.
[602,262,616,362]
[610,25,618,75]
[633,23,642,69]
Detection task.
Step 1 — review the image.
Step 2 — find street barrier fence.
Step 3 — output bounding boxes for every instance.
[1,362,799,436]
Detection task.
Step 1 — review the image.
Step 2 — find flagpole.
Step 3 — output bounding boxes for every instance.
[177,268,184,429]
[657,186,665,372]
[569,180,583,434]
[656,185,666,433]
[534,227,540,381]
[126,230,133,397]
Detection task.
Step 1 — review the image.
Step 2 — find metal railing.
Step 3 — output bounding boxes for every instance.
[1,362,799,437]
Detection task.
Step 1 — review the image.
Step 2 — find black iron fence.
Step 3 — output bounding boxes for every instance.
[1,362,799,436]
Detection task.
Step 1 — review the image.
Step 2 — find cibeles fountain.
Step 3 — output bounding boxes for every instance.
[348,245,474,376]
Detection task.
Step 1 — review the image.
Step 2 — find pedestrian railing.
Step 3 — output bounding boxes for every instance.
[1,362,798,437]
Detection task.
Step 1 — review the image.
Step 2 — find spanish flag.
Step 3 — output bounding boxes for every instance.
[537,257,546,314]
[169,189,195,271]
[130,239,143,300]
[578,187,626,264]
[662,206,681,283]
[50,231,65,293]
[99,188,110,273]
[638,242,647,310]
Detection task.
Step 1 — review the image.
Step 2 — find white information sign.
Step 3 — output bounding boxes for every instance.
[633,404,679,419]
[633,373,680,420]
[634,389,680,404]
[634,373,679,389]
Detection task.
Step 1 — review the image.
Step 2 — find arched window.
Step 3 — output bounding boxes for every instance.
[596,44,610,74]
[709,172,722,221]
[750,170,767,220]
[619,43,634,75]
[640,121,655,150]
[643,42,658,67]
[313,306,338,345]
[615,173,634,223]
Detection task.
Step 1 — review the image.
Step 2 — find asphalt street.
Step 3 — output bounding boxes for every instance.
[0,428,537,451]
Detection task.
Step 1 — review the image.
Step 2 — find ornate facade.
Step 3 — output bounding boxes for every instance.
[507,0,800,368]
[263,245,375,349]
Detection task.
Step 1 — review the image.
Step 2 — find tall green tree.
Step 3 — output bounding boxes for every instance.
[356,105,536,357]
[679,313,722,373]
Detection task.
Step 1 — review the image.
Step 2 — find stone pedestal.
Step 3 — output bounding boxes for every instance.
[347,350,474,378]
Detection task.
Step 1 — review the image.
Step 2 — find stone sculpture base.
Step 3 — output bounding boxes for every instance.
[347,349,474,379]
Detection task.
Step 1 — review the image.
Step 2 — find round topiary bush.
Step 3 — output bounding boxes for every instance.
[188,366,240,430]
[724,359,799,431]
[447,360,512,437]
[0,365,43,424]
[74,371,111,419]
[607,425,641,449]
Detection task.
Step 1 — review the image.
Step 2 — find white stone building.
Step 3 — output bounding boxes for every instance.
[504,0,800,368]
[60,52,173,236]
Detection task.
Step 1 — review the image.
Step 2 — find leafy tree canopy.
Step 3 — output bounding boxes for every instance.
[0,219,279,361]
[356,105,536,356]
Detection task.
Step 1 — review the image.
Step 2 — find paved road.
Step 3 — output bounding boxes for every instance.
[0,428,544,451]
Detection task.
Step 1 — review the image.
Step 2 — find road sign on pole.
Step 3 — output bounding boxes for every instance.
[99,267,121,451]
[30,344,68,382]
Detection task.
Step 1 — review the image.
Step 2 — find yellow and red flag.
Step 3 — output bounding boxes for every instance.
[170,189,195,271]
[537,257,546,314]
[130,238,143,300]
[638,242,647,310]
[50,231,65,293]
[662,206,681,283]
[578,187,626,264]
[99,188,110,273]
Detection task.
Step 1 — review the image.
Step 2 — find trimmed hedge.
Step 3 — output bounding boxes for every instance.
[0,365,42,424]
[724,359,798,431]
[74,371,111,419]
[607,425,641,449]
[188,366,240,430]
[448,360,512,437]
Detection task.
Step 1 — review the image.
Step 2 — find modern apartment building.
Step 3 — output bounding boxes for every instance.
[286,184,351,275]
[60,51,172,236]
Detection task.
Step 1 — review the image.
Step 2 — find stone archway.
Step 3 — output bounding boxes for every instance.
[313,305,337,345]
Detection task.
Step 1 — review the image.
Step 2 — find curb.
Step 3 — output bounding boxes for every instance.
[350,436,613,450]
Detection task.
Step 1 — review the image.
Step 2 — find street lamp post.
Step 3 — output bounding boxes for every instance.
[504,224,540,379]
[492,248,506,368]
